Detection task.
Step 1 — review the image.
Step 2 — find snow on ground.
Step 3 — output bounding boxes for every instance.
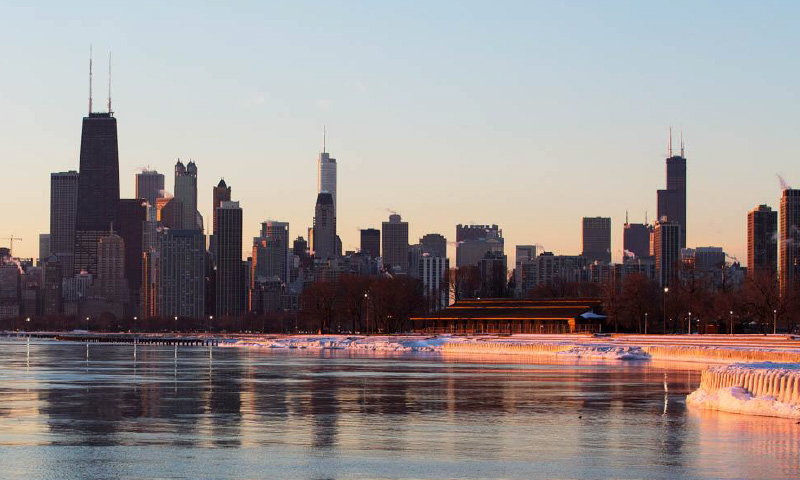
[221,335,449,352]
[556,345,649,360]
[687,386,800,419]
[221,335,651,360]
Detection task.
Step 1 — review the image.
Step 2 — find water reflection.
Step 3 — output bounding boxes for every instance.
[0,340,797,479]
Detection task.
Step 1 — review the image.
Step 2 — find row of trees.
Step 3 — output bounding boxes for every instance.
[527,267,800,334]
[299,275,427,334]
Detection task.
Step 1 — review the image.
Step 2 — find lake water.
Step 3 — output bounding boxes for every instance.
[0,339,798,479]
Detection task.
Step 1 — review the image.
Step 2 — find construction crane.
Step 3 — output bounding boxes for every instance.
[1,235,22,257]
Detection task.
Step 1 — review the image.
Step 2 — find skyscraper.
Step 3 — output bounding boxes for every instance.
[157,228,205,319]
[654,220,681,287]
[313,193,336,260]
[50,170,79,277]
[252,221,290,285]
[116,198,147,314]
[623,220,652,260]
[42,255,62,316]
[656,135,687,248]
[582,217,611,264]
[174,160,200,230]
[96,231,127,303]
[74,107,120,275]
[317,146,337,210]
[456,224,504,268]
[135,170,165,222]
[216,201,243,317]
[212,179,231,235]
[360,228,381,258]
[38,234,50,265]
[420,233,448,258]
[748,204,778,277]
[382,214,409,274]
[780,189,800,295]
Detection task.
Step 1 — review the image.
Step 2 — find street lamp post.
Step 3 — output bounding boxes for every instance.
[773,309,777,335]
[644,313,648,335]
[688,312,692,335]
[729,311,733,335]
[663,287,669,334]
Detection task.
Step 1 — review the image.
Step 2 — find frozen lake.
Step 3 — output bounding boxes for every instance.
[0,339,798,479]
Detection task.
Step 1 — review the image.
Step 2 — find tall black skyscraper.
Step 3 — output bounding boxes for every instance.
[656,132,687,248]
[74,61,121,275]
[216,201,243,317]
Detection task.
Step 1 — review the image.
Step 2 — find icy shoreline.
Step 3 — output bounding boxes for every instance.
[687,362,800,419]
[220,334,800,364]
[220,335,653,360]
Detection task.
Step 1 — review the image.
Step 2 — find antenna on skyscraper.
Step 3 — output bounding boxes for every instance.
[625,210,629,225]
[323,125,327,153]
[680,129,684,157]
[107,49,112,114]
[88,44,93,114]
[668,126,673,157]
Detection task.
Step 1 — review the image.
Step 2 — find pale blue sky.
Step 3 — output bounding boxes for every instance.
[1,1,798,264]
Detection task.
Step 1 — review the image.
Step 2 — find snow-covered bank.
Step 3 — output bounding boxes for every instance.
[688,363,800,419]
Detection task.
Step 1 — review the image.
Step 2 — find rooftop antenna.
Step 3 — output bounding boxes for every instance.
[680,129,685,157]
[625,209,629,225]
[88,44,93,114]
[645,210,648,225]
[668,126,673,157]
[107,49,112,114]
[323,125,327,153]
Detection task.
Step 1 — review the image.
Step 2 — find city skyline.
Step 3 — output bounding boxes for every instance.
[2,2,799,264]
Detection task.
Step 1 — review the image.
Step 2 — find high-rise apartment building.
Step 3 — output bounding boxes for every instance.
[216,201,243,317]
[654,220,681,287]
[419,255,449,311]
[780,189,800,295]
[455,224,504,268]
[135,170,165,221]
[96,231,127,303]
[50,171,79,277]
[748,204,778,277]
[382,214,409,274]
[582,217,611,264]
[157,229,205,319]
[74,110,120,275]
[174,160,200,230]
[657,140,687,248]
[313,193,336,260]
[360,229,381,258]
